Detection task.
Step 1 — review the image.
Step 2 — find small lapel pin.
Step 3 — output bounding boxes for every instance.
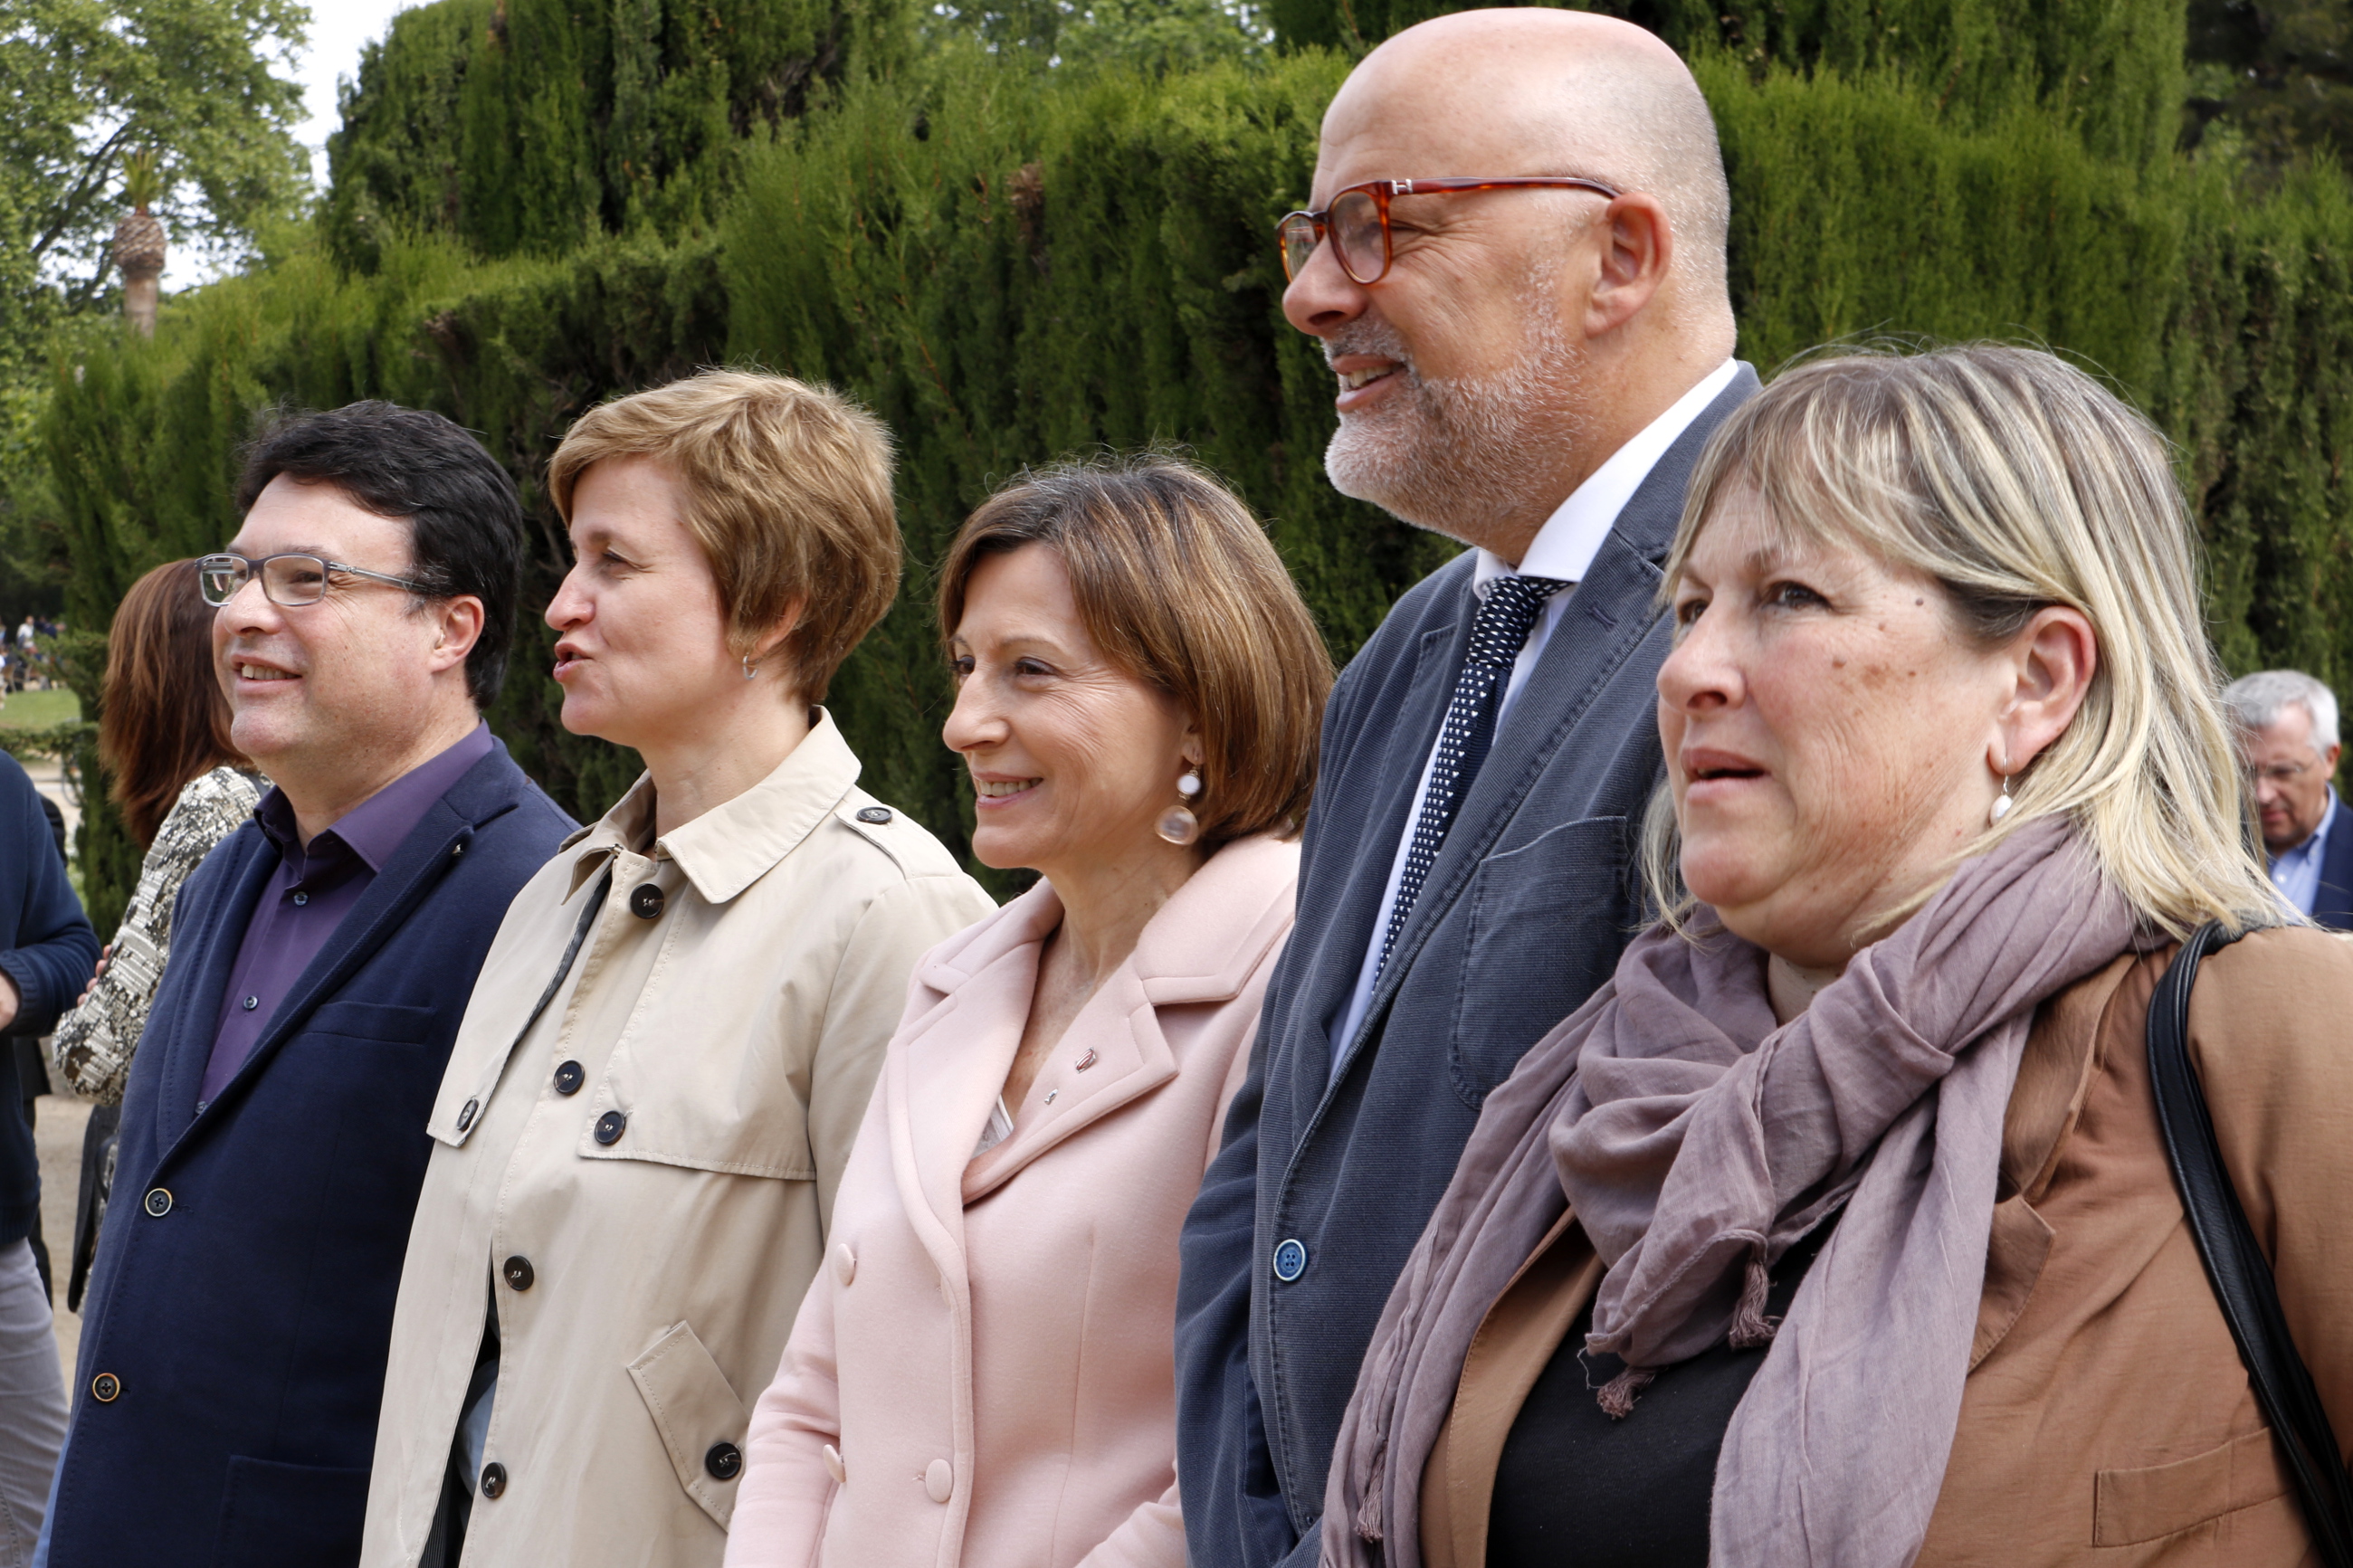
[1073,1049,1099,1071]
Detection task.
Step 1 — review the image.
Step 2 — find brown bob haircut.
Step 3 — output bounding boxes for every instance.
[103,558,249,847]
[938,454,1333,850]
[547,369,900,702]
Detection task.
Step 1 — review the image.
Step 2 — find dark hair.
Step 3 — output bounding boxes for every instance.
[101,558,250,847]
[236,401,525,708]
[939,453,1333,851]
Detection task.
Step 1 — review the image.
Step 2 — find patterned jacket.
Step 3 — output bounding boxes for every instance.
[52,765,263,1103]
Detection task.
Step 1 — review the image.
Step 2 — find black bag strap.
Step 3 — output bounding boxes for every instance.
[2148,920,2353,1567]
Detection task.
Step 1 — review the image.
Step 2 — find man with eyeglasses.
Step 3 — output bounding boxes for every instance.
[40,404,574,1568]
[1176,11,1757,1566]
[2225,669,2353,928]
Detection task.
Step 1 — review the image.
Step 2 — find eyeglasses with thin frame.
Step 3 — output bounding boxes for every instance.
[1277,176,1624,286]
[197,552,437,609]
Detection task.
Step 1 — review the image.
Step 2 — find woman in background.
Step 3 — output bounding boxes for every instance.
[51,557,261,1306]
[727,455,1333,1568]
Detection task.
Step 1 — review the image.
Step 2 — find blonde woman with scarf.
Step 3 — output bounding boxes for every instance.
[1323,345,2352,1568]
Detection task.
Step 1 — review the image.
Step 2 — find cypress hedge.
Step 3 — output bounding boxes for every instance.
[1270,0,2189,167]
[320,0,916,268]
[36,24,2353,929]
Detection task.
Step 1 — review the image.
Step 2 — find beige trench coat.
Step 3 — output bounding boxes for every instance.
[360,713,995,1568]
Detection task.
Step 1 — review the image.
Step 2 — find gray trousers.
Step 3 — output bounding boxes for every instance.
[0,1239,64,1568]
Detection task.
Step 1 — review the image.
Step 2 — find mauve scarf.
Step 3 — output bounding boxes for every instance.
[1322,814,2138,1568]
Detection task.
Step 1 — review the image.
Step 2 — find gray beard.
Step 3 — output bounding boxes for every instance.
[1321,306,1590,547]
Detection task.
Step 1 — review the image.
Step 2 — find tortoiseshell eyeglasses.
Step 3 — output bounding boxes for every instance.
[1276,176,1623,285]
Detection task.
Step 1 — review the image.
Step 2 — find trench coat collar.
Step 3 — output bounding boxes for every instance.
[895,832,1298,1223]
[559,708,861,905]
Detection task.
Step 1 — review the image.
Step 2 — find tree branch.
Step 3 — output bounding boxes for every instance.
[64,257,114,312]
[30,124,137,265]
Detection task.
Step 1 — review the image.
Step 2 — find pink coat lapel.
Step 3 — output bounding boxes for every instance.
[885,835,1300,1240]
[883,887,1056,1281]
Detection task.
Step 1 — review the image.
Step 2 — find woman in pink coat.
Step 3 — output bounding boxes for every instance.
[726,456,1334,1568]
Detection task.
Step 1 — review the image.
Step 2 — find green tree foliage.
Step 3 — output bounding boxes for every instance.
[2185,0,2350,174]
[926,0,1268,76]
[2170,166,2353,679]
[0,0,309,318]
[0,0,309,632]
[319,0,919,268]
[1267,0,2188,166]
[1055,0,1268,79]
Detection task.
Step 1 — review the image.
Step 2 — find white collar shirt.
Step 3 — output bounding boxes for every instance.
[1327,359,1739,1080]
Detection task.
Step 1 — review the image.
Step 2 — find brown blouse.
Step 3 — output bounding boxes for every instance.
[1421,929,2353,1568]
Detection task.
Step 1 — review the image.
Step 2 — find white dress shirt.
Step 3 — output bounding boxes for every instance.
[1326,359,1739,1080]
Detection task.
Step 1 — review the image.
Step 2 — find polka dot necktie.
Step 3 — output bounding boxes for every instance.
[1377,573,1567,975]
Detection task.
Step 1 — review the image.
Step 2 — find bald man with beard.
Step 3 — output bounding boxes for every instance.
[1174,14,1755,1565]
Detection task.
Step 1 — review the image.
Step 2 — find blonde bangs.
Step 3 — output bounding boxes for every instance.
[1649,345,2277,941]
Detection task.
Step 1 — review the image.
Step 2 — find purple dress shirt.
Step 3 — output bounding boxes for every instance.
[197,723,497,1107]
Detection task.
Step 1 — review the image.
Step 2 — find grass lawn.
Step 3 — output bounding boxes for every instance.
[0,689,81,728]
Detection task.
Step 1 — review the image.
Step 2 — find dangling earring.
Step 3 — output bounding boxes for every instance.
[1989,771,2015,825]
[1157,770,1203,846]
[741,655,757,681]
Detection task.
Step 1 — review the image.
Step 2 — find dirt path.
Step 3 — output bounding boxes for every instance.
[33,1091,90,1387]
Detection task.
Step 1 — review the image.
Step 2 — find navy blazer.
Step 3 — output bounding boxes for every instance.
[2310,803,2353,931]
[0,751,99,1247]
[49,740,572,1568]
[1175,368,1758,1568]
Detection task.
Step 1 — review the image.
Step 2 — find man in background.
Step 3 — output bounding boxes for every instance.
[1175,11,1756,1563]
[2226,667,2353,928]
[42,404,575,1568]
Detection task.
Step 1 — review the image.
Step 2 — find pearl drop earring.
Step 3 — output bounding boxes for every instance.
[1989,772,2015,825]
[1157,771,1203,846]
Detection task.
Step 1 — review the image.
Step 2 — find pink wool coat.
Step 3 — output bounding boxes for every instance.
[723,834,1299,1568]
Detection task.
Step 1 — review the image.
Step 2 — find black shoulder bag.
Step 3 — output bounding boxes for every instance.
[2148,920,2353,1567]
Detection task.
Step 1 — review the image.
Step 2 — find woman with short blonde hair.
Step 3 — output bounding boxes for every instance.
[545,369,900,700]
[728,454,1331,1568]
[363,370,994,1568]
[1326,346,2348,1568]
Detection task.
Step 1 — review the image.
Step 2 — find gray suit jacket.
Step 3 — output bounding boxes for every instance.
[1174,366,1758,1568]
